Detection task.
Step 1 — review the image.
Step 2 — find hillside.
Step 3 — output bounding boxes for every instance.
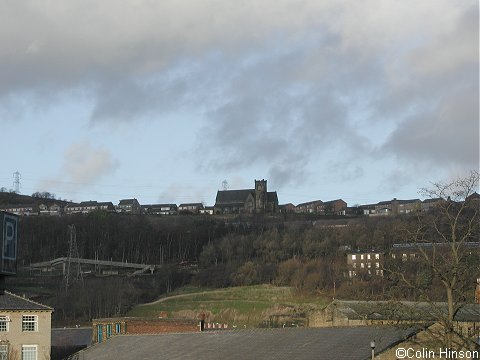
[128,284,330,328]
[0,191,69,206]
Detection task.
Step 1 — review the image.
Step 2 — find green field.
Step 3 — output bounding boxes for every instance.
[128,284,329,328]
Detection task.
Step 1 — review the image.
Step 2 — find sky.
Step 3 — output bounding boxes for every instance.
[0,0,478,207]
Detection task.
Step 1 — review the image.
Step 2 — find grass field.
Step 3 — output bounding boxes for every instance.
[128,284,329,328]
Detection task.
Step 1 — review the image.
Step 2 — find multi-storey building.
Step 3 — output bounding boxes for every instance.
[0,291,53,360]
[346,250,384,278]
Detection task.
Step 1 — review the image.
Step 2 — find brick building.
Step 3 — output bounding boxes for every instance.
[92,317,201,344]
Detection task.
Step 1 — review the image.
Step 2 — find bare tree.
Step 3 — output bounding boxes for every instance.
[387,170,479,349]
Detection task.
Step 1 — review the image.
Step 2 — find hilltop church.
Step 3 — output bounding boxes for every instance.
[214,179,279,214]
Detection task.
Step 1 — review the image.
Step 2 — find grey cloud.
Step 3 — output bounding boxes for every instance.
[384,87,479,168]
[378,2,478,171]
[1,0,476,194]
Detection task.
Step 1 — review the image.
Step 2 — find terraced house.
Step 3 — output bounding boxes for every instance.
[0,291,53,360]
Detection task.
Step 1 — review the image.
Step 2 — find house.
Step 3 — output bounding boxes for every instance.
[0,204,39,216]
[92,317,200,344]
[359,204,377,216]
[64,201,115,214]
[214,179,279,214]
[295,199,347,215]
[466,192,480,203]
[178,203,204,214]
[421,198,444,212]
[295,200,323,214]
[321,199,347,215]
[39,203,63,216]
[48,203,62,216]
[279,203,295,213]
[374,198,421,216]
[142,204,178,215]
[0,291,53,360]
[73,326,415,360]
[199,206,214,215]
[346,250,384,278]
[116,199,141,214]
[38,204,49,215]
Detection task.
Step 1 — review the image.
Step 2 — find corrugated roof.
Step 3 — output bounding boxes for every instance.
[74,327,415,360]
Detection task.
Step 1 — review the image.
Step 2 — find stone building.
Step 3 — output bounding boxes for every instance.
[0,291,53,360]
[214,179,279,214]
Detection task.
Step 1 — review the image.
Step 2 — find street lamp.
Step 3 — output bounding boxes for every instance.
[370,340,376,359]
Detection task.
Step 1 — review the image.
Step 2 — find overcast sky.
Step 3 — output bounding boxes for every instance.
[0,0,478,206]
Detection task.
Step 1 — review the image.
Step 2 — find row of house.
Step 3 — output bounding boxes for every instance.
[3,180,478,217]
[0,200,212,217]
[288,199,348,215]
[291,192,480,217]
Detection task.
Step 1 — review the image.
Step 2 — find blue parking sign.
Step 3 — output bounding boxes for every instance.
[1,212,17,275]
[4,216,16,260]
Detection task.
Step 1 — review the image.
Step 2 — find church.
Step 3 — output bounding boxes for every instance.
[214,179,279,214]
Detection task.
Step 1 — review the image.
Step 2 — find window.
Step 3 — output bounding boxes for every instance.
[115,323,121,333]
[367,254,371,260]
[375,254,380,259]
[0,344,8,360]
[360,254,364,260]
[106,324,112,338]
[352,262,356,268]
[97,324,103,343]
[360,263,364,269]
[351,255,356,260]
[0,316,9,332]
[22,345,37,360]
[367,263,371,268]
[376,262,380,268]
[22,315,38,332]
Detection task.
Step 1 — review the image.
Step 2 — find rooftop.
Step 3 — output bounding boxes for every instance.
[0,291,53,311]
[75,326,414,360]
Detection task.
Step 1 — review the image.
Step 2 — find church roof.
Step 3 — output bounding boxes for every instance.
[215,190,254,206]
[267,192,278,203]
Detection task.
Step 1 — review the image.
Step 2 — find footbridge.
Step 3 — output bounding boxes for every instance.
[28,257,156,275]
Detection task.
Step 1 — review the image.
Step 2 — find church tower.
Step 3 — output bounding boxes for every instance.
[255,179,267,212]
